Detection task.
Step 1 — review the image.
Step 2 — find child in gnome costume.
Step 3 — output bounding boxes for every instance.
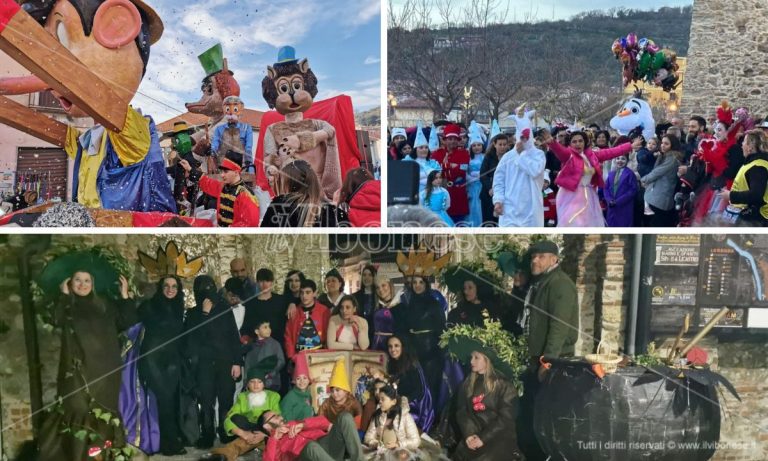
[280,352,316,422]
[207,356,282,461]
[318,358,363,427]
[261,46,342,202]
[189,150,260,227]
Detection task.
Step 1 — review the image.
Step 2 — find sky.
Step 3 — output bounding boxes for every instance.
[132,0,381,123]
[389,0,693,23]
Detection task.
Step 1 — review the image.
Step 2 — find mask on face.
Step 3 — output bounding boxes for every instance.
[173,132,193,155]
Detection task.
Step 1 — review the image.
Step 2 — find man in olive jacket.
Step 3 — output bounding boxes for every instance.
[526,240,579,365]
[518,240,578,461]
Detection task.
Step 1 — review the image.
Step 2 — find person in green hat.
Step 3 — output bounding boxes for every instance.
[445,268,505,329]
[36,252,138,461]
[207,356,282,461]
[442,321,525,461]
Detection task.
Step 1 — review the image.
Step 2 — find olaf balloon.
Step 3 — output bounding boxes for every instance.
[610,94,655,142]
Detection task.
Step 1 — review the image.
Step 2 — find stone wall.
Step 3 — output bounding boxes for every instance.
[680,0,768,118]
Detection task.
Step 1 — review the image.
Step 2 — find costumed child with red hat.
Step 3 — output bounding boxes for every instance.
[186,150,260,227]
[431,123,470,223]
[279,352,316,422]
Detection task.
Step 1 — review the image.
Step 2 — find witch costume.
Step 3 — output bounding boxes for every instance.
[36,251,138,461]
[442,321,526,461]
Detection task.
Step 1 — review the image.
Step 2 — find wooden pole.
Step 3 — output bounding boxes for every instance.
[16,235,51,436]
[0,96,67,147]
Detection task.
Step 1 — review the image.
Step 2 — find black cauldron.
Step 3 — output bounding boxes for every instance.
[534,363,721,461]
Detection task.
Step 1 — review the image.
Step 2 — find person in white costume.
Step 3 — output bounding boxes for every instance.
[492,106,546,227]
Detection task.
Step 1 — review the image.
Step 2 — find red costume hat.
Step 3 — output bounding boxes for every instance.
[293,351,310,380]
[220,150,243,172]
[443,123,461,138]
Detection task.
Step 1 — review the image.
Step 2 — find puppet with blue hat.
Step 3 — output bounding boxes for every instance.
[261,46,341,202]
[403,121,441,195]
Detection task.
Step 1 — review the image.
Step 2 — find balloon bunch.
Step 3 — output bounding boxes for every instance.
[611,33,680,92]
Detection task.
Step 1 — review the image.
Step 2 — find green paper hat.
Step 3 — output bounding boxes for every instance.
[441,320,526,384]
[495,251,531,277]
[198,43,225,77]
[442,267,498,299]
[246,355,278,383]
[37,249,121,298]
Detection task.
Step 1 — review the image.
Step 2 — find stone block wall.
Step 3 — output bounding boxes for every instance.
[680,0,768,118]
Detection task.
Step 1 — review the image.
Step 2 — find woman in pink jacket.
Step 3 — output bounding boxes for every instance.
[541,130,643,226]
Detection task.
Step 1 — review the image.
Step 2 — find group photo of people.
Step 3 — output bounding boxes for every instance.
[2,234,575,461]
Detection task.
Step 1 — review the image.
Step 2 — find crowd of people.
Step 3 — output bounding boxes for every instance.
[39,239,580,461]
[389,110,768,227]
[173,151,381,228]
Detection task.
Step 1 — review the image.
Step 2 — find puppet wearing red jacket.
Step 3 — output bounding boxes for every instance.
[431,123,470,217]
[198,151,260,227]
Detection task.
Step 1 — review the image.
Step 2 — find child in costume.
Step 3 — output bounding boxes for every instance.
[243,320,286,392]
[402,122,441,196]
[280,352,315,422]
[466,121,486,227]
[603,154,638,227]
[318,358,363,427]
[420,170,454,227]
[363,385,423,461]
[208,357,281,461]
[191,150,260,227]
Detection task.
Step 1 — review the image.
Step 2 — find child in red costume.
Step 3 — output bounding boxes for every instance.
[284,279,330,361]
[431,123,470,223]
[193,150,261,227]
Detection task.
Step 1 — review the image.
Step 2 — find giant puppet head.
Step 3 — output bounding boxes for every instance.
[185,43,240,117]
[5,0,163,118]
[261,46,319,116]
[610,92,655,141]
[223,95,244,124]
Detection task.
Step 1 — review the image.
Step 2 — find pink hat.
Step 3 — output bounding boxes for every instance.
[294,351,310,380]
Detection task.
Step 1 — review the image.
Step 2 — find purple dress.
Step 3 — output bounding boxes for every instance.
[120,323,160,454]
[371,306,396,351]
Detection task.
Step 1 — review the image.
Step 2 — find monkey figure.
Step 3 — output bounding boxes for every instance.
[261,46,341,201]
